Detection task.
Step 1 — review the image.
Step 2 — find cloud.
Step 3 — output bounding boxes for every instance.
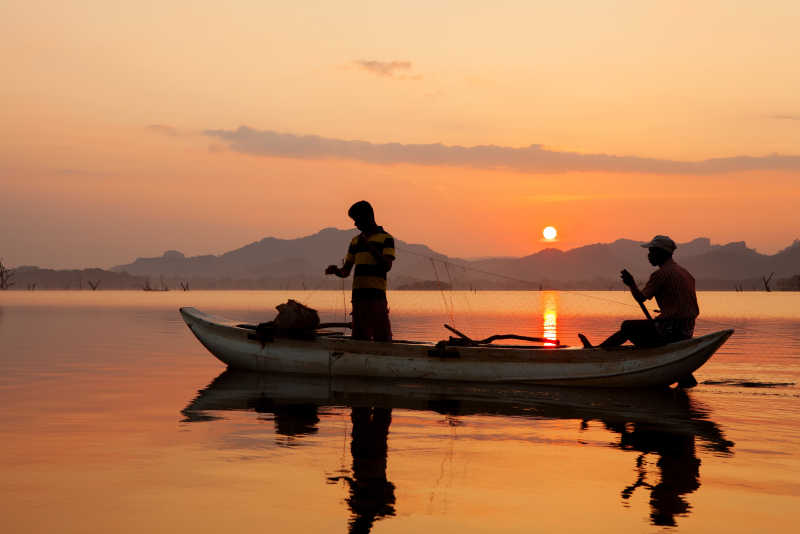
[353,60,421,80]
[146,124,179,136]
[203,126,800,175]
[771,114,800,121]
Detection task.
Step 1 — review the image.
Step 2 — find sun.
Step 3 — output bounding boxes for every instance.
[542,226,558,241]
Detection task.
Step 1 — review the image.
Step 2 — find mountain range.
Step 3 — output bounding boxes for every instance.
[110,228,800,290]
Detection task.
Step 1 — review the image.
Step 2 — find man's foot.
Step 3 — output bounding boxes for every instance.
[677,374,698,388]
[578,333,593,348]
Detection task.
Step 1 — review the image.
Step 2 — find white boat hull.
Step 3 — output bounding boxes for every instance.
[179,307,733,388]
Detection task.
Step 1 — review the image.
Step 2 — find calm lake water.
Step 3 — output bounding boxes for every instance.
[1,290,799,533]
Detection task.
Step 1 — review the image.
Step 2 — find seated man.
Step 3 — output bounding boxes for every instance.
[582,235,699,349]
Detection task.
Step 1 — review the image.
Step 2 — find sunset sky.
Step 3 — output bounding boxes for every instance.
[2,1,799,268]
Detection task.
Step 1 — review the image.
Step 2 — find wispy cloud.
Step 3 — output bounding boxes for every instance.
[203,126,800,175]
[771,114,800,121]
[146,124,179,136]
[353,60,421,80]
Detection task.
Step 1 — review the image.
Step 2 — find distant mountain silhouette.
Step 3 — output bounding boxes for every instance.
[109,229,800,290]
[111,228,458,289]
[471,238,800,288]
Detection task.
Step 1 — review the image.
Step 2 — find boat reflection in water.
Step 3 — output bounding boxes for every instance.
[182,371,734,530]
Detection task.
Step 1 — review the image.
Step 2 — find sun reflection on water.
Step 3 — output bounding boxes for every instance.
[541,291,559,346]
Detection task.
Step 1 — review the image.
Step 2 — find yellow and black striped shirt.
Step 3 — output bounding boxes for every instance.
[345,227,395,300]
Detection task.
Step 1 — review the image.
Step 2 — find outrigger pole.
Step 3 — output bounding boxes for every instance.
[444,324,561,347]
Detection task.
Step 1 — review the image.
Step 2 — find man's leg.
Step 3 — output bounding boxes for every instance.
[353,299,391,341]
[598,327,630,348]
[371,299,392,342]
[351,300,369,340]
[600,320,660,348]
[625,320,665,347]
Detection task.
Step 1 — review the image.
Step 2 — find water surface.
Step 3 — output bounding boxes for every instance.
[1,291,798,533]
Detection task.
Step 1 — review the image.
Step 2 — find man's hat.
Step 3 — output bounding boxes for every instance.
[641,235,677,253]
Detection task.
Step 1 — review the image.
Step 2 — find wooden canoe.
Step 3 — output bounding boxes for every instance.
[179,307,733,388]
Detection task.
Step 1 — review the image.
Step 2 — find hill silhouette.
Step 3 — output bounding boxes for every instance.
[109,229,800,290]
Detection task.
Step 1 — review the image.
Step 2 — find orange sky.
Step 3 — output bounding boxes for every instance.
[2,1,799,268]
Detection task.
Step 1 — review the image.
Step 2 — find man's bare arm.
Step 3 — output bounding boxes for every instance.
[621,269,648,302]
[325,260,354,278]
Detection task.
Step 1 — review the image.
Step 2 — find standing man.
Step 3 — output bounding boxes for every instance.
[581,235,699,349]
[325,201,395,341]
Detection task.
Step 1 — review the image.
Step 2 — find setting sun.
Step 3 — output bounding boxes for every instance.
[543,226,558,241]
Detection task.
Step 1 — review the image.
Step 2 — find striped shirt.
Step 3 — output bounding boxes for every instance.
[641,259,699,320]
[345,227,395,300]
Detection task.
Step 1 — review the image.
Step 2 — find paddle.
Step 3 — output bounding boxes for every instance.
[636,299,653,321]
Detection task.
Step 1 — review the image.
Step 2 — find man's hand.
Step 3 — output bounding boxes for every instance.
[621,268,646,304]
[325,265,340,276]
[620,269,635,287]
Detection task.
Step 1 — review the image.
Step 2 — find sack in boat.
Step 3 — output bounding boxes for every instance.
[255,299,320,340]
[274,299,320,331]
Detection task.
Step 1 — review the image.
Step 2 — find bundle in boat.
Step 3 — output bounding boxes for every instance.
[238,299,351,341]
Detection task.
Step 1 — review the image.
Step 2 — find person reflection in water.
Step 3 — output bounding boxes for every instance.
[610,420,700,526]
[329,407,396,534]
[600,391,732,527]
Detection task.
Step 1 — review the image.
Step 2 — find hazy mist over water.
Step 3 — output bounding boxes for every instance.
[1,291,798,533]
